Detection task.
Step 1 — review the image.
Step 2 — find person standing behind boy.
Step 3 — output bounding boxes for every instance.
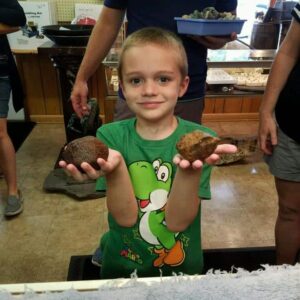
[71,0,237,124]
[258,1,300,265]
[60,27,236,278]
[0,0,26,216]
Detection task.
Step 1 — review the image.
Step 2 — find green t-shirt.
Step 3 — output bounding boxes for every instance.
[96,118,216,279]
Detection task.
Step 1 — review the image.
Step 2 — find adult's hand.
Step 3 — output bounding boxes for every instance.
[258,112,277,155]
[190,32,237,49]
[70,80,90,118]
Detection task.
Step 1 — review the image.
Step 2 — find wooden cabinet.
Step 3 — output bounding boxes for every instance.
[15,51,264,125]
[202,94,262,122]
[16,52,108,123]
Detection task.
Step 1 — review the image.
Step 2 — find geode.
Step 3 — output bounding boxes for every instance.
[62,136,109,172]
[176,131,220,162]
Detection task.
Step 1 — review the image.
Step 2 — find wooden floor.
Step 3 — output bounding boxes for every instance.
[0,120,277,284]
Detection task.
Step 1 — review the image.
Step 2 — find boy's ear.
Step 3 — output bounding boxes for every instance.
[178,76,190,98]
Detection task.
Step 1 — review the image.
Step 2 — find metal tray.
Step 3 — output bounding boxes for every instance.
[45,34,90,46]
[42,25,93,36]
[234,85,265,92]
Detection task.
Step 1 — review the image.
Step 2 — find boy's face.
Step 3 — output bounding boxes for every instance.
[120,44,189,122]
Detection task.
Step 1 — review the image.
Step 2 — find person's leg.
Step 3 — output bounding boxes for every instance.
[264,127,300,264]
[0,118,18,196]
[275,177,300,265]
[0,76,23,216]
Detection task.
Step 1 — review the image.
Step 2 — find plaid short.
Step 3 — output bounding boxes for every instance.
[264,127,300,182]
[0,76,11,118]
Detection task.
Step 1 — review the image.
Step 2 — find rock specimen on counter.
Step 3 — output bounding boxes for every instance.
[176,131,220,162]
[62,136,109,171]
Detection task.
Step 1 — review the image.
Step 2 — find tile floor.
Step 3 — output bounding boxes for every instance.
[0,120,277,284]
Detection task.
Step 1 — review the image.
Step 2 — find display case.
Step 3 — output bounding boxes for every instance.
[103,49,275,95]
[102,49,275,122]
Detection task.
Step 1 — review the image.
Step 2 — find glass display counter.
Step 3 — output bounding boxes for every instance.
[103,49,276,97]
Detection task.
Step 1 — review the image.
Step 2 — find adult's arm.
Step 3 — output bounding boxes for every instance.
[259,19,300,154]
[0,23,21,35]
[71,6,125,117]
[0,0,26,27]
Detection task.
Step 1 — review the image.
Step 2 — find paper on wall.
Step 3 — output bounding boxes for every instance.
[73,4,103,24]
[8,1,57,52]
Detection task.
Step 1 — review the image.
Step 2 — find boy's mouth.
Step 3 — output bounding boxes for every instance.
[139,101,163,109]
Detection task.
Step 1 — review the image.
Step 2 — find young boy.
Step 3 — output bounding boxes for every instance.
[60,27,236,279]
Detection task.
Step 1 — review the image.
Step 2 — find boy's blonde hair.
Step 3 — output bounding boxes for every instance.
[118,27,188,81]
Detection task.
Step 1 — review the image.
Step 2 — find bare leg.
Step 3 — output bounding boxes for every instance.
[275,177,300,264]
[0,118,18,196]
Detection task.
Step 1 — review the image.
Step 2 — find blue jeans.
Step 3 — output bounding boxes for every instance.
[0,76,11,118]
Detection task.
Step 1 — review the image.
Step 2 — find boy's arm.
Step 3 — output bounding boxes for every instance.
[165,168,201,233]
[104,153,138,228]
[59,148,138,227]
[165,143,237,232]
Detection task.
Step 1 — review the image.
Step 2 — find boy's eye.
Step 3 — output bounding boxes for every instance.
[130,78,142,85]
[158,77,170,83]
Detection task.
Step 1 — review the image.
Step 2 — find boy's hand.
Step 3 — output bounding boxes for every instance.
[173,144,237,169]
[59,149,123,182]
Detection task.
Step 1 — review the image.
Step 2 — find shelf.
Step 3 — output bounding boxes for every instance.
[207,49,275,68]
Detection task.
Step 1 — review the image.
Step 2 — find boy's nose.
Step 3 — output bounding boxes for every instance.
[142,80,157,96]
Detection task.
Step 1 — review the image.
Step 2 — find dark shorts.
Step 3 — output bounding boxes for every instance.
[264,127,300,182]
[113,97,205,124]
[0,76,11,118]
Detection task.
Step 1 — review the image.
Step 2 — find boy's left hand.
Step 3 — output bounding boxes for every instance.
[173,144,237,169]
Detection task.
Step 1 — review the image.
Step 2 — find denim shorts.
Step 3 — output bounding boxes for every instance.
[0,76,11,118]
[264,127,300,182]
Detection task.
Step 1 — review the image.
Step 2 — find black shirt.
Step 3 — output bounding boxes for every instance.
[275,2,300,143]
[0,0,26,111]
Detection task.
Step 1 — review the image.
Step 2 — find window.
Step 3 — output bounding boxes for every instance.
[237,0,270,43]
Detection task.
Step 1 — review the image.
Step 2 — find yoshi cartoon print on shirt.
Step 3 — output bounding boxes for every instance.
[128,159,185,268]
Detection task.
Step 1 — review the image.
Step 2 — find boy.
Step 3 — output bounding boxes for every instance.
[60,27,236,278]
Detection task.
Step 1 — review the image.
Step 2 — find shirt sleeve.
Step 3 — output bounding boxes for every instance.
[292,1,300,23]
[104,0,128,10]
[0,0,26,27]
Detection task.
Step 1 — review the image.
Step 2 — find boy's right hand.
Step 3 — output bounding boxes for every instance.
[59,149,123,182]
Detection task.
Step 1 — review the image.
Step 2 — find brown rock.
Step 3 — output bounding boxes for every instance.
[62,136,109,172]
[176,131,220,162]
